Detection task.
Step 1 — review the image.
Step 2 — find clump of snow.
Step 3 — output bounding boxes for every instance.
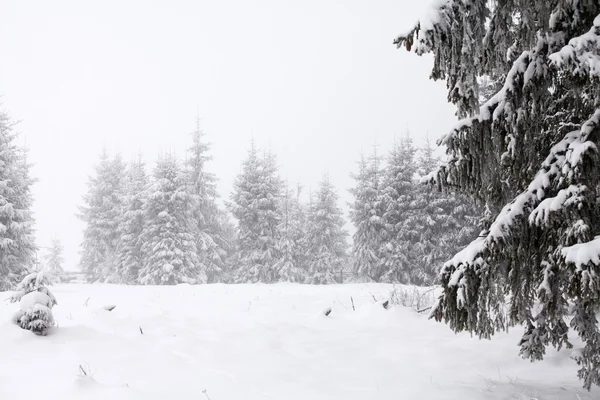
[549,21,600,79]
[19,291,55,311]
[562,236,600,269]
[529,185,587,226]
[395,0,448,38]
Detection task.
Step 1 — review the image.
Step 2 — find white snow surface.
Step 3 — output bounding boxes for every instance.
[0,283,596,400]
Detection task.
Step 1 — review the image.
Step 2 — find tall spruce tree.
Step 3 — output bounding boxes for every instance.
[349,149,386,282]
[228,144,282,283]
[306,175,348,284]
[139,154,203,285]
[0,106,36,290]
[185,119,226,283]
[274,181,308,283]
[43,238,65,278]
[396,1,600,388]
[115,155,148,284]
[407,140,481,285]
[379,134,419,283]
[79,151,126,283]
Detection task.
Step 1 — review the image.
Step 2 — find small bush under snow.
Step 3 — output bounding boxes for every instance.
[10,272,58,336]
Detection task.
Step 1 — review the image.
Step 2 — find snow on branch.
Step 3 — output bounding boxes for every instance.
[562,236,600,270]
[438,51,531,147]
[442,109,600,291]
[393,0,452,53]
[529,184,589,226]
[562,234,600,295]
[549,15,600,79]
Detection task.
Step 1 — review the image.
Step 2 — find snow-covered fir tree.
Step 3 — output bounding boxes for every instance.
[115,155,148,284]
[79,151,126,283]
[306,174,348,284]
[274,181,308,283]
[10,272,57,336]
[417,136,437,178]
[349,148,386,282]
[228,143,282,283]
[43,238,65,278]
[185,119,227,283]
[139,153,204,285]
[396,1,600,389]
[407,139,481,285]
[0,106,36,290]
[378,134,419,283]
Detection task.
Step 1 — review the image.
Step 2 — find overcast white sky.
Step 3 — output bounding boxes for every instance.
[0,0,456,271]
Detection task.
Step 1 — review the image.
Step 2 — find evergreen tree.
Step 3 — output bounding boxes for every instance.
[379,134,419,283]
[408,139,481,285]
[417,136,437,178]
[274,181,308,283]
[139,154,204,285]
[349,148,386,281]
[228,144,282,283]
[0,106,36,290]
[10,272,57,336]
[115,156,148,284]
[185,119,226,283]
[306,175,348,284]
[43,238,65,278]
[396,1,600,388]
[78,151,126,283]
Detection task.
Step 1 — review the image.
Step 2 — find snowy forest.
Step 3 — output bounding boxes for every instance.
[0,106,480,289]
[0,0,599,397]
[75,122,480,286]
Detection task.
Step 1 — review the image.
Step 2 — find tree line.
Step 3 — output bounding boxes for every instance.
[78,124,480,285]
[0,103,480,289]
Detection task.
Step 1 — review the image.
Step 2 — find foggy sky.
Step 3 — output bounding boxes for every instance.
[0,0,457,271]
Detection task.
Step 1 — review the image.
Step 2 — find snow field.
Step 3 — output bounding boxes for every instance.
[0,283,596,400]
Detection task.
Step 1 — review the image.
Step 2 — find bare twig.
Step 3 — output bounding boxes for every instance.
[78,363,93,379]
[84,297,90,307]
[202,389,212,400]
[139,326,144,335]
[350,296,355,311]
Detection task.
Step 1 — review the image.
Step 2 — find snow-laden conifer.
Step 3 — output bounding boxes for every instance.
[115,156,148,284]
[0,106,36,290]
[79,151,126,282]
[43,238,65,279]
[185,120,227,283]
[274,182,308,283]
[10,272,57,336]
[228,144,282,283]
[139,154,203,285]
[349,149,386,282]
[396,1,600,388]
[306,175,348,284]
[379,134,418,283]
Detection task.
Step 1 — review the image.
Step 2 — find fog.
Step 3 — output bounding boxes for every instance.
[0,0,456,270]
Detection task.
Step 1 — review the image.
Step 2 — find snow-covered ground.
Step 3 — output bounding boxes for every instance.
[0,283,596,400]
